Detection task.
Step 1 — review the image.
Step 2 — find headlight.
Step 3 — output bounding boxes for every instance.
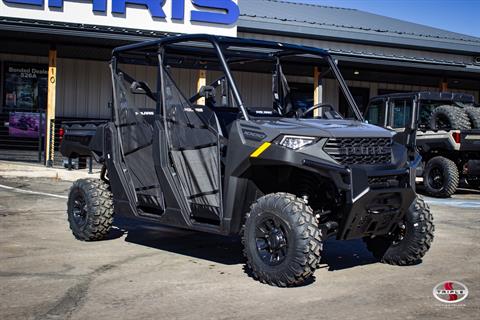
[275,135,318,150]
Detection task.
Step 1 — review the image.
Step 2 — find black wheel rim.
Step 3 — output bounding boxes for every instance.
[435,114,451,130]
[391,223,406,246]
[255,214,289,266]
[428,166,444,191]
[72,193,88,227]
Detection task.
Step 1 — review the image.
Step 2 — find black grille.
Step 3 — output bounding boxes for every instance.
[368,174,408,189]
[324,137,392,165]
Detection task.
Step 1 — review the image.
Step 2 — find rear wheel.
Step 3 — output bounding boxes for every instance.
[423,156,459,198]
[364,197,434,265]
[67,179,114,241]
[242,193,323,287]
[429,105,471,130]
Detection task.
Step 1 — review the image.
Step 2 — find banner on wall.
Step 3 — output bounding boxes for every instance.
[8,112,45,138]
[3,62,48,111]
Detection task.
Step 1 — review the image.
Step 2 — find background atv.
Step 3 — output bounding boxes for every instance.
[61,35,434,287]
[365,92,480,197]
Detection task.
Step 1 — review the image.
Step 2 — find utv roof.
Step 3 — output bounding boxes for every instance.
[371,91,475,103]
[112,34,329,58]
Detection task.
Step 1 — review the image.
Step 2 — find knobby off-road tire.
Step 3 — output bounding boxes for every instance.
[242,193,323,287]
[464,106,480,129]
[364,197,434,265]
[429,105,471,130]
[67,178,114,241]
[423,156,459,198]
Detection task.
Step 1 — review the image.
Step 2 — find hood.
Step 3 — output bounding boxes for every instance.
[253,118,394,139]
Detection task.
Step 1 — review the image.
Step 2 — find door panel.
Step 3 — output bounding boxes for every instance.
[113,71,165,214]
[161,69,222,224]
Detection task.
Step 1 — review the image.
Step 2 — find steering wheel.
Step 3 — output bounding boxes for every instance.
[300,103,335,118]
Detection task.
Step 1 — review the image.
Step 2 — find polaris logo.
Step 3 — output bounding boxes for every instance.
[340,146,391,156]
[1,0,239,37]
[3,0,240,25]
[242,129,266,141]
[135,111,154,116]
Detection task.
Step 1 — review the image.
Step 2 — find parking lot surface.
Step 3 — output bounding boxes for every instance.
[0,176,479,320]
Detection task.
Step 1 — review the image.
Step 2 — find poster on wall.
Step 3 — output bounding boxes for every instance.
[8,112,45,138]
[3,62,48,111]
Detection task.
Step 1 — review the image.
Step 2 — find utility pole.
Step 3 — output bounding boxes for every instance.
[45,46,57,167]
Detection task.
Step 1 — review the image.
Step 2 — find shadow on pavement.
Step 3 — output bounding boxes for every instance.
[111,216,379,272]
[321,238,377,271]
[114,216,244,265]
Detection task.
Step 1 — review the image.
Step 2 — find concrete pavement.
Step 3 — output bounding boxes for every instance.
[0,175,478,320]
[0,160,100,182]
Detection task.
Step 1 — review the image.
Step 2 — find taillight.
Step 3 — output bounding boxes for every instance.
[452,132,461,144]
[59,128,65,144]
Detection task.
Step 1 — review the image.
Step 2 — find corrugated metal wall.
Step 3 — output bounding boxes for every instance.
[58,58,112,119]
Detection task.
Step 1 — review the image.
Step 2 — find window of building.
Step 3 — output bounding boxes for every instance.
[3,62,48,112]
[2,62,48,138]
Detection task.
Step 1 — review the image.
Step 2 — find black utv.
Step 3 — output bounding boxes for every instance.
[62,35,434,287]
[365,92,480,197]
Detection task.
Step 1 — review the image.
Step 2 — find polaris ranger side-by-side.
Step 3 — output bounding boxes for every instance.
[61,35,434,287]
[365,92,480,198]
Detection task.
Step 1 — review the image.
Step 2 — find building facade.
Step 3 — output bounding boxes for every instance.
[1,0,479,159]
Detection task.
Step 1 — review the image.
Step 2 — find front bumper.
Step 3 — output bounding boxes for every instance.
[304,158,418,240]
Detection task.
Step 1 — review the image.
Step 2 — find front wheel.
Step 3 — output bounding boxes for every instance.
[67,179,114,241]
[364,197,434,265]
[242,193,323,287]
[423,156,459,198]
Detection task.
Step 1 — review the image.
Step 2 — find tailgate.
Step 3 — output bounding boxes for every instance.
[460,129,480,151]
[60,121,106,158]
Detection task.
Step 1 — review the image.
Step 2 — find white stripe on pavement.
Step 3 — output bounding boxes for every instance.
[424,197,480,209]
[0,184,68,199]
[0,183,478,208]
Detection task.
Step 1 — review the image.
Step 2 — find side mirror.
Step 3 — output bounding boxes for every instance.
[198,85,216,100]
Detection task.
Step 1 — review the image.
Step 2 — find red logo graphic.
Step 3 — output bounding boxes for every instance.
[433,281,468,304]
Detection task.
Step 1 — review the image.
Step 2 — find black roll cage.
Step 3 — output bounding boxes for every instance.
[111,34,364,123]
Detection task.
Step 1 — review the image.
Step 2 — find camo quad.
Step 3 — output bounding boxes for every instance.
[61,35,434,287]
